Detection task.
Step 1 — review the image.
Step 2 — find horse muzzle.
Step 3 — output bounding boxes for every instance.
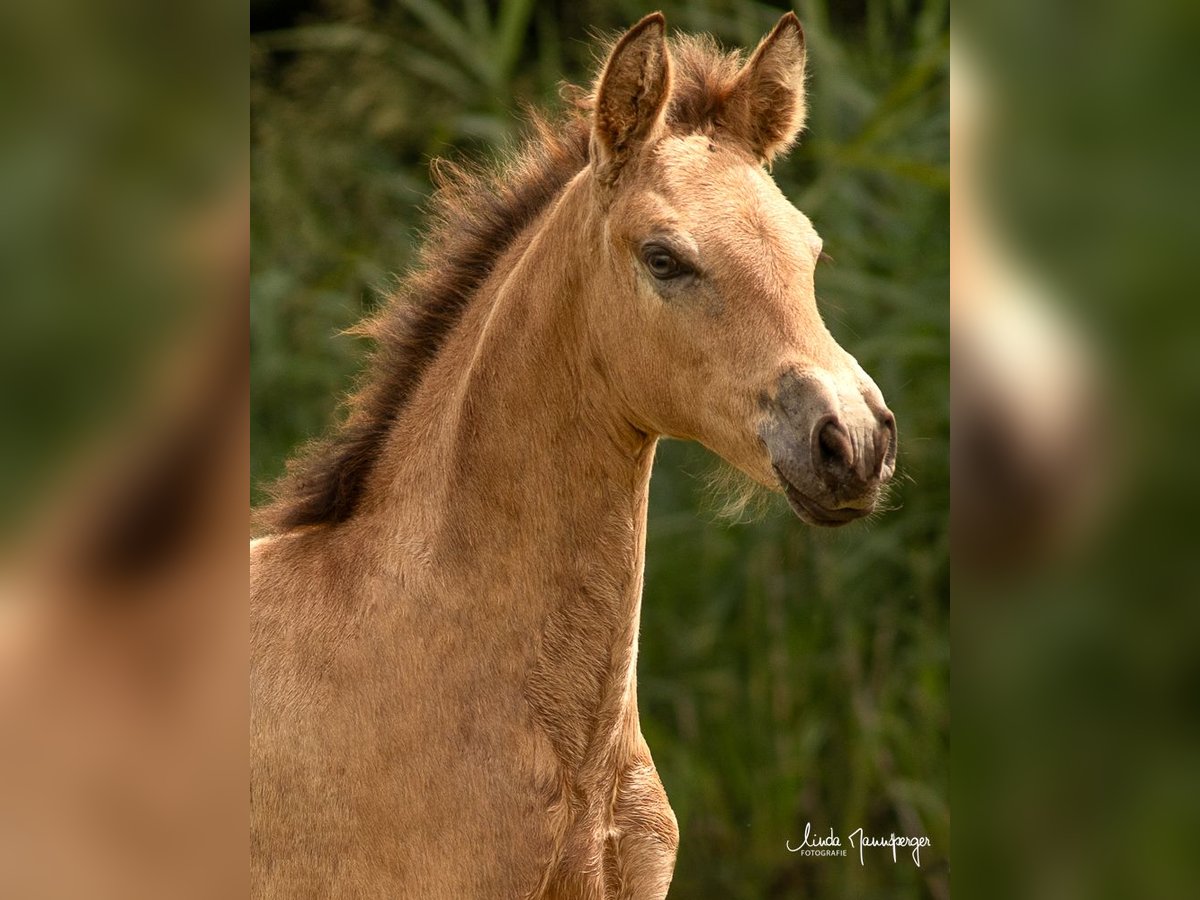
[760,368,897,527]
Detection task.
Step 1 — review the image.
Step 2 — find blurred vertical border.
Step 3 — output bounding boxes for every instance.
[1,0,247,897]
[956,1,1200,898]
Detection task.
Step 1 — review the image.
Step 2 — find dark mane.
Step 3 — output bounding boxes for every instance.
[261,36,748,532]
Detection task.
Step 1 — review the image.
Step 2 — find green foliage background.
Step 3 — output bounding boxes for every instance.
[251,0,948,896]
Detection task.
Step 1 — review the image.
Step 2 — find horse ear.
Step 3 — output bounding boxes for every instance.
[592,13,671,179]
[727,12,808,161]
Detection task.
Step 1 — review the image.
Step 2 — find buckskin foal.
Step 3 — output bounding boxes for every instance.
[252,12,897,899]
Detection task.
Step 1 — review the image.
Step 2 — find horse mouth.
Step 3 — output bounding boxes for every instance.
[773,466,871,527]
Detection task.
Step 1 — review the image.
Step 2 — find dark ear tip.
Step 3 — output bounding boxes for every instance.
[775,11,806,46]
[630,11,667,36]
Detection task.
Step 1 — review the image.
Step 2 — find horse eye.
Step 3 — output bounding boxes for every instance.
[642,245,688,280]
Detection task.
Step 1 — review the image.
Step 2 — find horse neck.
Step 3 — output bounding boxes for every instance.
[375,173,653,551]
[363,173,658,770]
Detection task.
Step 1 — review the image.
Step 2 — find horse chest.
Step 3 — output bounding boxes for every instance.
[531,756,679,900]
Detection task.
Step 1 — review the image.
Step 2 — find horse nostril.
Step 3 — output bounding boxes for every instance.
[879,409,897,436]
[876,409,898,479]
[816,418,854,475]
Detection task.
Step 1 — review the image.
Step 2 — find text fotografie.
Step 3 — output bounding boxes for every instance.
[786,822,931,866]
